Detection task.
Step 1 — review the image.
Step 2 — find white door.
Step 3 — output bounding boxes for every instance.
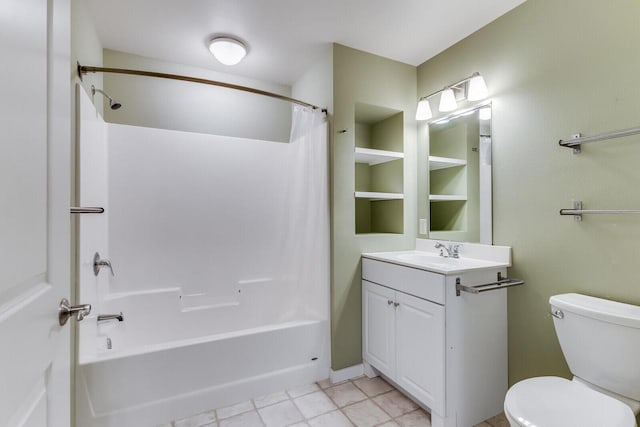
[362,280,396,378]
[395,292,445,416]
[0,0,72,426]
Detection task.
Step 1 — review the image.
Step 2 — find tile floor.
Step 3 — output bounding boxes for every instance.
[162,376,510,427]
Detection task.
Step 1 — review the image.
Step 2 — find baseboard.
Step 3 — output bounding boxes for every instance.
[330,363,364,383]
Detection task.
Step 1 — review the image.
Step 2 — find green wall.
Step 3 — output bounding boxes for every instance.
[332,44,417,369]
[417,0,640,389]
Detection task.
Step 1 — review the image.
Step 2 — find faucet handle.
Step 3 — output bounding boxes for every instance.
[93,252,115,277]
[104,261,115,277]
[451,244,462,258]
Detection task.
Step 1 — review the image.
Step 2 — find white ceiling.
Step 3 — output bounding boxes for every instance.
[87,0,526,86]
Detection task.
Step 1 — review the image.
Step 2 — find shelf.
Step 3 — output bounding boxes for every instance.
[355,147,404,166]
[355,191,404,201]
[429,194,467,202]
[428,156,466,171]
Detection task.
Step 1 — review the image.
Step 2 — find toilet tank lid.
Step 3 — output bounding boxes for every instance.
[550,293,640,329]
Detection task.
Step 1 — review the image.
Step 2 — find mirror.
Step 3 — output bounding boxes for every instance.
[418,103,492,244]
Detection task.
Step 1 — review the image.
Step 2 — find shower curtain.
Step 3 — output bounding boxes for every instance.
[279,106,329,319]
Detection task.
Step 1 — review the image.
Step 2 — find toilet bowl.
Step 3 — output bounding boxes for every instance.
[505,377,636,427]
[504,293,640,427]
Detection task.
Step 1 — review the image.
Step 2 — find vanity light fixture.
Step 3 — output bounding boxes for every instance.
[438,88,458,112]
[208,36,247,66]
[415,98,433,120]
[467,73,488,101]
[415,72,488,121]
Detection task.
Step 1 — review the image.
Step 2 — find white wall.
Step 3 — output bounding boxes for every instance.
[292,45,333,115]
[103,49,293,142]
[77,88,109,313]
[71,0,103,112]
[98,122,328,319]
[107,125,290,300]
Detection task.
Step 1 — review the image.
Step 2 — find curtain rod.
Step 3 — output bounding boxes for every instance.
[78,62,326,112]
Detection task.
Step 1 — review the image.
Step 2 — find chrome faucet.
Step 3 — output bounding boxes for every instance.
[434,241,461,258]
[93,252,115,277]
[97,312,124,323]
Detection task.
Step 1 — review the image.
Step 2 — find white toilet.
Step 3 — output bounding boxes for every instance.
[504,293,640,427]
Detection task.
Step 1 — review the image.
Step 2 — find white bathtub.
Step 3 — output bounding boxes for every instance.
[76,290,330,427]
[76,93,330,427]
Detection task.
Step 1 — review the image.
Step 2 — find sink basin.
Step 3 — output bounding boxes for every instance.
[396,253,458,265]
[363,250,507,274]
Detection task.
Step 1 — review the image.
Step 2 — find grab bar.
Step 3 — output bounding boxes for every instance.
[560,201,640,221]
[455,272,524,296]
[70,207,104,214]
[559,126,640,154]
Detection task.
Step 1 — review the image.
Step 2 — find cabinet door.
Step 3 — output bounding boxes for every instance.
[362,280,396,378]
[395,292,445,416]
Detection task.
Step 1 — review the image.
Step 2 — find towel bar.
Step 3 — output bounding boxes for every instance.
[456,272,524,296]
[559,126,640,154]
[559,201,640,221]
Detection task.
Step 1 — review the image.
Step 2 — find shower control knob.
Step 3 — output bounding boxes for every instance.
[93,252,115,277]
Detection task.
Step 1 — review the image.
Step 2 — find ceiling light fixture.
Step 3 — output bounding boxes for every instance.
[415,72,489,121]
[208,37,247,66]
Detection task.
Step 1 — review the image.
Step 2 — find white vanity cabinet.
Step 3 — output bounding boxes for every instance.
[362,253,514,427]
[362,270,445,415]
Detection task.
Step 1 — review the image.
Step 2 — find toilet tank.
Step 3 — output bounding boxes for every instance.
[550,293,640,401]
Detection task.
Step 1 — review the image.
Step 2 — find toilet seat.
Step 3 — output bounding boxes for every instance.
[504,377,636,427]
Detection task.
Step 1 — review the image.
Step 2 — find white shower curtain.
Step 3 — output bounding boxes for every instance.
[278,106,329,319]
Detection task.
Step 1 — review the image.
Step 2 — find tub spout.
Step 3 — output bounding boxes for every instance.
[97,312,124,323]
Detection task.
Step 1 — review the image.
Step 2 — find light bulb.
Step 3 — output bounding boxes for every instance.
[208,37,247,66]
[415,99,432,121]
[439,88,457,112]
[467,74,488,101]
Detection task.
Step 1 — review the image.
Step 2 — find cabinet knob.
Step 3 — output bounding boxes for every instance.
[387,300,394,305]
[394,302,400,307]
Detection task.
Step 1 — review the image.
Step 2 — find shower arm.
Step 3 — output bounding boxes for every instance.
[78,62,327,113]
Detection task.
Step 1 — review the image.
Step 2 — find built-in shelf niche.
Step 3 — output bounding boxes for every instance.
[354,103,404,235]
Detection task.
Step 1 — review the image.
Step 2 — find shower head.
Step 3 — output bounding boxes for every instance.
[91,85,122,110]
[109,99,122,110]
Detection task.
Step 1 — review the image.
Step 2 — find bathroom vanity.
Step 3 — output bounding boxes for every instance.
[362,240,522,427]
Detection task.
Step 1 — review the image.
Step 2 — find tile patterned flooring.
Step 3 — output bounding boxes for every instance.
[162,376,510,427]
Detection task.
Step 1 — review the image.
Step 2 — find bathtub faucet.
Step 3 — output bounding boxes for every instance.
[97,312,124,323]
